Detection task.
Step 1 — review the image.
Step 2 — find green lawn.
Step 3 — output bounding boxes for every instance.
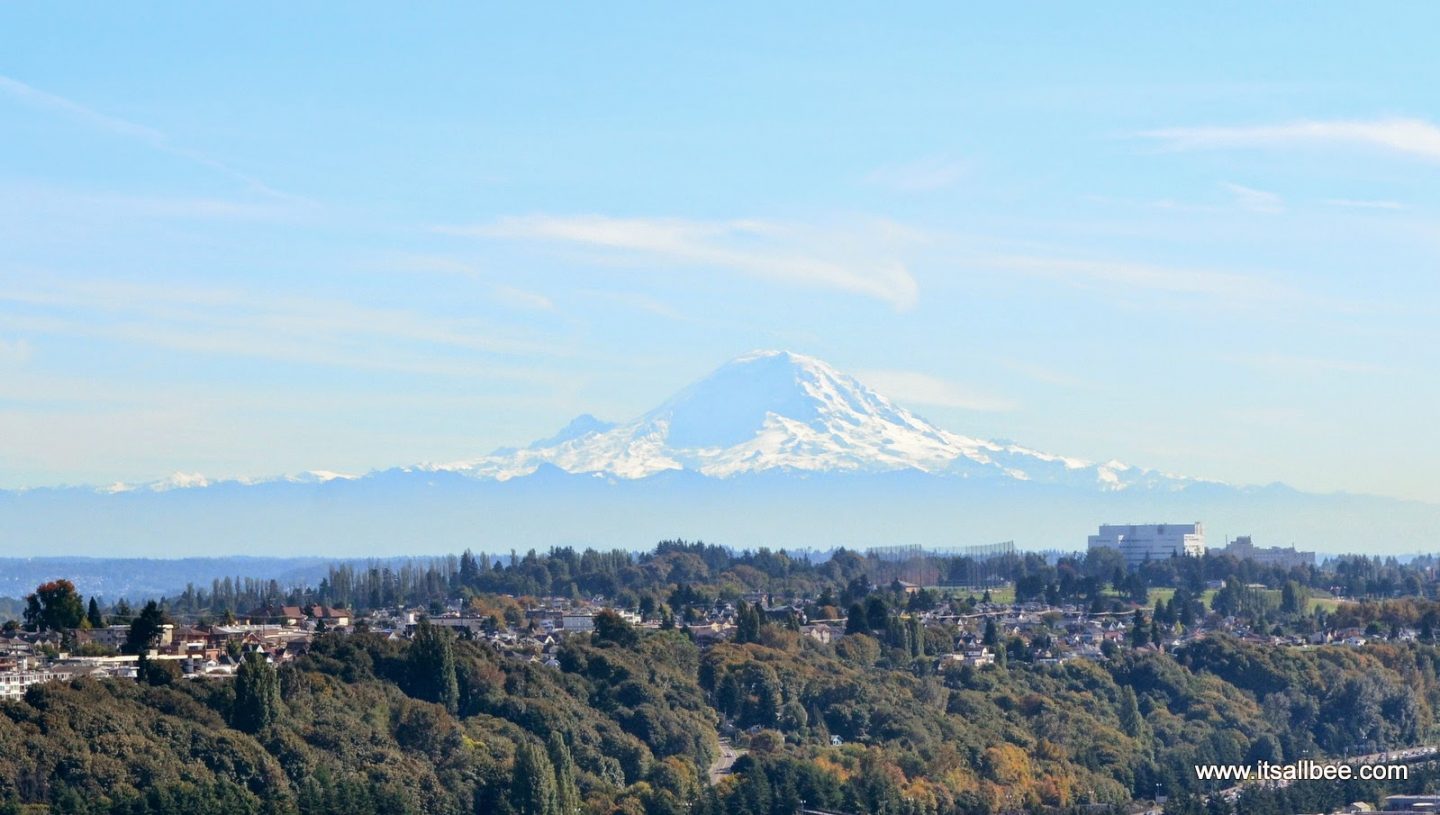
[935,584,1015,604]
[1149,586,1342,614]
[1146,587,1218,608]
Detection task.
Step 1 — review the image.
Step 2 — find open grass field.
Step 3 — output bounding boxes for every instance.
[1149,585,1346,614]
[1147,587,1217,609]
[933,584,1015,604]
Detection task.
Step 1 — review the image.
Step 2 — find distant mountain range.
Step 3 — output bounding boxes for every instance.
[3,351,1436,557]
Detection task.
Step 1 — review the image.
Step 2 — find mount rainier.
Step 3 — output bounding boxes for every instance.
[435,350,1172,490]
[4,351,1434,556]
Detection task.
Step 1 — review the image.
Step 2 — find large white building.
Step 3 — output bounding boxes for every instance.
[1222,536,1315,570]
[562,613,595,632]
[1088,522,1206,567]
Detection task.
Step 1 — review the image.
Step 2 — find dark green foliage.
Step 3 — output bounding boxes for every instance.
[1118,684,1146,740]
[547,732,581,815]
[23,580,86,632]
[5,625,1440,815]
[232,652,282,733]
[0,626,724,814]
[138,653,181,687]
[405,620,459,714]
[733,600,762,645]
[592,609,639,647]
[510,740,558,815]
[844,602,866,634]
[863,595,887,632]
[13,540,1440,815]
[87,596,105,629]
[124,601,167,655]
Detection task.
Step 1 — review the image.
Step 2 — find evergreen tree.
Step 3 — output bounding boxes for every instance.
[547,732,581,815]
[845,603,868,635]
[716,670,744,718]
[1175,587,1197,626]
[1119,685,1148,741]
[86,596,104,629]
[884,615,906,650]
[407,619,460,714]
[864,595,888,632]
[735,600,762,644]
[511,740,559,815]
[459,549,480,587]
[124,601,167,655]
[231,651,281,733]
[745,663,784,727]
[1281,580,1306,615]
[1131,610,1150,648]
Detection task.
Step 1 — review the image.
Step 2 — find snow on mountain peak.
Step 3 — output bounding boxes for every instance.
[439,350,1173,489]
[525,413,617,450]
[152,471,211,491]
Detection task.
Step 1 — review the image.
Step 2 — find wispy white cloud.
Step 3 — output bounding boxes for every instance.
[490,285,554,311]
[0,338,32,365]
[0,74,300,201]
[995,357,1088,389]
[856,369,1016,411]
[445,214,921,310]
[580,290,686,321]
[376,253,555,312]
[1222,406,1310,426]
[9,184,304,222]
[1222,182,1285,214]
[0,276,572,377]
[0,75,163,140]
[1226,352,1386,376]
[1321,198,1405,211]
[980,254,1294,306]
[1140,118,1440,162]
[865,156,968,192]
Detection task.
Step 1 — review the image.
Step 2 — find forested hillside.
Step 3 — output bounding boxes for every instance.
[3,614,1440,815]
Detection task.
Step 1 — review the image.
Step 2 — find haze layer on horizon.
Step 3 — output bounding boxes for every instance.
[2,4,1438,503]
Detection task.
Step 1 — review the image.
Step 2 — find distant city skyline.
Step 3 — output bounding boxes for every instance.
[3,5,1438,504]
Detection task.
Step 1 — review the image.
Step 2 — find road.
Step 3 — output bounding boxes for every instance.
[708,739,744,784]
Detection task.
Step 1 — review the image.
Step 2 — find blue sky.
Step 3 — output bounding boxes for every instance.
[2,4,1438,501]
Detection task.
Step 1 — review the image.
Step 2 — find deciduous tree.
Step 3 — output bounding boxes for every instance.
[23,580,86,632]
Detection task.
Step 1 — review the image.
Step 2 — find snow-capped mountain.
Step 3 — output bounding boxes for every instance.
[9,349,1435,557]
[100,468,358,494]
[437,350,1177,490]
